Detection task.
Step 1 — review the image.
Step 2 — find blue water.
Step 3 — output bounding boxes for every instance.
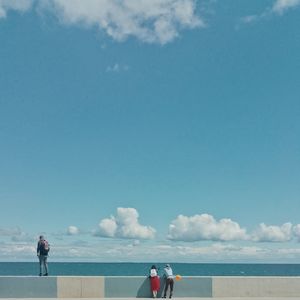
[1,262,300,276]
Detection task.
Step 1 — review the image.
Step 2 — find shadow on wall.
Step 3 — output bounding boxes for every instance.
[158,277,166,298]
[136,278,152,298]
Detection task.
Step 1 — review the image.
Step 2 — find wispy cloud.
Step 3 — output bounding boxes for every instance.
[94,207,156,240]
[272,0,300,14]
[11,233,35,243]
[241,0,300,24]
[0,0,204,45]
[106,63,129,73]
[0,0,33,18]
[0,227,35,243]
[0,243,36,260]
[0,227,22,236]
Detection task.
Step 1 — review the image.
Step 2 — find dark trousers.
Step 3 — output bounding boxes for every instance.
[163,278,174,298]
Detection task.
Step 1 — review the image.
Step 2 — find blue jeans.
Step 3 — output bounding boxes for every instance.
[39,255,48,275]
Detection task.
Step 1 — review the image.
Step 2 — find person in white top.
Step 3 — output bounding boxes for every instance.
[163,264,174,298]
[149,265,160,298]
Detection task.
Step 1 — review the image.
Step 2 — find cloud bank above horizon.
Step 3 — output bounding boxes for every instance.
[2,208,300,261]
[2,209,300,244]
[2,239,300,262]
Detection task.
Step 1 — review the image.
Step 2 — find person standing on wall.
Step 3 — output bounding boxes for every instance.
[37,235,50,276]
[163,264,174,299]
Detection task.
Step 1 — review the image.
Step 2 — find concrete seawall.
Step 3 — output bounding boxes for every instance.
[1,276,300,298]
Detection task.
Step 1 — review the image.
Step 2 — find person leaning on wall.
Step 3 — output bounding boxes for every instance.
[162,264,174,299]
[149,264,160,298]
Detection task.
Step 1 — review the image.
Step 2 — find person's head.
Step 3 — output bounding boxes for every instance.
[39,235,44,240]
[165,264,170,269]
[151,265,156,270]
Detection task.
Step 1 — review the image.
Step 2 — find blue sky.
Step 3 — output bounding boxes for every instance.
[0,0,300,262]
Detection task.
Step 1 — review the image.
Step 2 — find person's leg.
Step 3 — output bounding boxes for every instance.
[163,279,170,298]
[39,256,43,276]
[43,256,48,275]
[169,279,174,298]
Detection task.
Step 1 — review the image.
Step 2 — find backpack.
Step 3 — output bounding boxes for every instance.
[41,240,50,253]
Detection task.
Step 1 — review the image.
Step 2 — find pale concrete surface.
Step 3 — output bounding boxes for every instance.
[57,277,81,298]
[81,276,104,298]
[57,276,104,298]
[3,298,300,300]
[213,277,300,298]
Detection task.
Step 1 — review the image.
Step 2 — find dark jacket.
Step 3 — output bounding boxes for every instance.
[37,240,49,256]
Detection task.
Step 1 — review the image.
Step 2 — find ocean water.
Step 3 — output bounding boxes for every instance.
[1,262,300,276]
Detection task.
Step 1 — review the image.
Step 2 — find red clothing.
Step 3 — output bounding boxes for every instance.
[150,276,160,292]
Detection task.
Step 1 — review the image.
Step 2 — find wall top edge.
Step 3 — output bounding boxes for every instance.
[1,275,300,278]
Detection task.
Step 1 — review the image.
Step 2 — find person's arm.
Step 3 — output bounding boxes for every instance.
[37,242,40,256]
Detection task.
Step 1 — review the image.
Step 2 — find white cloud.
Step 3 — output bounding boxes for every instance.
[67,225,79,235]
[272,0,300,14]
[46,0,203,44]
[97,217,118,237]
[0,0,33,18]
[95,207,156,239]
[252,222,293,242]
[167,214,248,242]
[293,224,300,242]
[0,0,204,44]
[0,0,205,44]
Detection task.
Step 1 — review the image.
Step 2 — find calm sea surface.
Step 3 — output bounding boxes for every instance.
[1,262,300,276]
